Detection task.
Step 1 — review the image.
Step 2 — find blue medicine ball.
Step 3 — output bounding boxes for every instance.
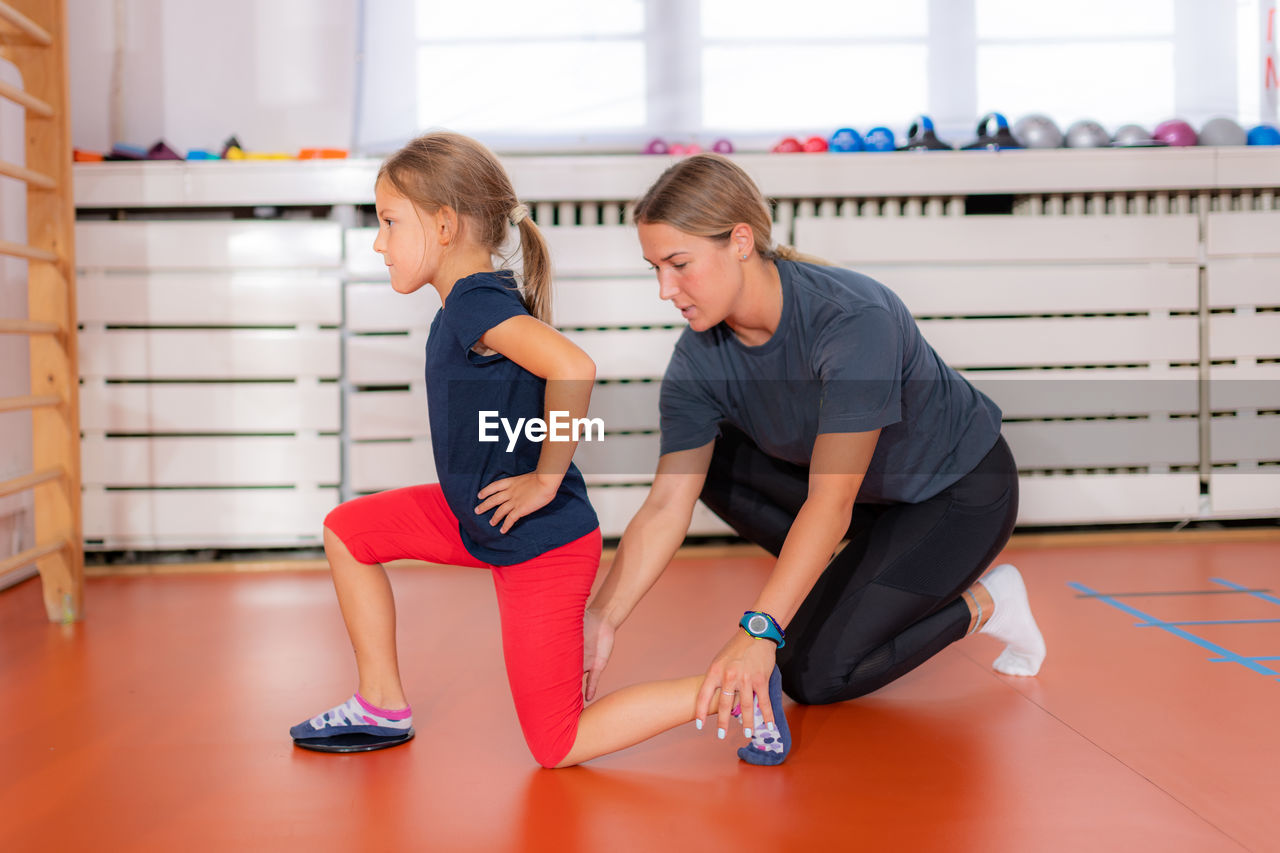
[863,126,896,152]
[829,127,863,152]
[1247,124,1280,146]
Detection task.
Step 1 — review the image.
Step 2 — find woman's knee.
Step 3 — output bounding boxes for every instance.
[782,655,886,705]
[785,672,872,705]
[781,663,838,706]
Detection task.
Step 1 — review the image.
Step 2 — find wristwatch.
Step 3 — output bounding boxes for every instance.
[739,611,785,649]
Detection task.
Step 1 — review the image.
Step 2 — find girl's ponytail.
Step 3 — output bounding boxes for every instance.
[512,208,552,325]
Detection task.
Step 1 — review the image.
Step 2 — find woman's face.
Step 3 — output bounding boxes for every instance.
[638,221,743,332]
[373,178,444,294]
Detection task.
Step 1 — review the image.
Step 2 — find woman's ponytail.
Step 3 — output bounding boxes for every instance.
[768,243,831,265]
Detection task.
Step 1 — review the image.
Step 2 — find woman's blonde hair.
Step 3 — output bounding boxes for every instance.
[632,153,828,265]
[378,132,552,323]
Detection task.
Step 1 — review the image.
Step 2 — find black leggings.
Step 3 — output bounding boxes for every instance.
[699,428,1019,705]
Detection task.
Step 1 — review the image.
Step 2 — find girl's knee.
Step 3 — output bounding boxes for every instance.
[321,513,368,566]
[323,501,354,537]
[532,745,567,769]
[516,706,580,768]
[321,520,348,555]
[528,730,575,768]
[322,494,383,555]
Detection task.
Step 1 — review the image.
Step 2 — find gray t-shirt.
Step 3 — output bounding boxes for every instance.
[659,260,1003,503]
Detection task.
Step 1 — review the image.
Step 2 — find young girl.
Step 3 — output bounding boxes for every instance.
[290,133,789,768]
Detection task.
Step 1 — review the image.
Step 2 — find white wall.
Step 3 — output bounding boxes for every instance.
[69,0,358,154]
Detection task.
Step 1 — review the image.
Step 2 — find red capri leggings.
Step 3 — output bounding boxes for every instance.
[323,484,601,768]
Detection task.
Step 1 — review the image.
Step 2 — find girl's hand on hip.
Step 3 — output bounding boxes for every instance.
[694,629,778,740]
[475,472,560,534]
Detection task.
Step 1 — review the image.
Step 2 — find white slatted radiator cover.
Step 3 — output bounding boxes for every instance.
[76,221,343,549]
[1204,210,1280,517]
[72,154,1280,547]
[794,203,1204,526]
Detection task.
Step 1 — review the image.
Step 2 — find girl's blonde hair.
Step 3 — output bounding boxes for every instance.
[378,132,552,324]
[633,153,829,265]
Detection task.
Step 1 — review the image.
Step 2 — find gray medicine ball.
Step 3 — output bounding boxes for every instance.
[1066,120,1111,148]
[1198,117,1248,146]
[1111,124,1159,146]
[1012,114,1063,149]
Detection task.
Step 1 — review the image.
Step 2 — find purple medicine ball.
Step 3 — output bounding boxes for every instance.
[1153,119,1198,147]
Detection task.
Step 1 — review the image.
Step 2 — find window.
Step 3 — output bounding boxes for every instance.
[354,0,1259,153]
[975,0,1176,128]
[1235,0,1268,128]
[414,1,646,132]
[700,0,928,133]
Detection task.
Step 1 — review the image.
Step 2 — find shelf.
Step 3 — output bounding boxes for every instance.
[73,147,1280,209]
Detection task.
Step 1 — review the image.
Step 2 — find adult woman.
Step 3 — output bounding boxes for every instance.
[583,154,1045,762]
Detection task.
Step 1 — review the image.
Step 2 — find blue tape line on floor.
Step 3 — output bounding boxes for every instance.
[1136,618,1280,626]
[1211,577,1280,608]
[1208,656,1280,661]
[1070,581,1280,678]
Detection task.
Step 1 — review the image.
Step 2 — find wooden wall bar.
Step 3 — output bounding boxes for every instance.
[0,0,82,618]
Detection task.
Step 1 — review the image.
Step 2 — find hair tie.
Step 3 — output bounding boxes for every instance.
[509,203,530,226]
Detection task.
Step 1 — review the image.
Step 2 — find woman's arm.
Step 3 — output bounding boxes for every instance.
[471,314,596,532]
[695,428,879,735]
[561,433,874,764]
[583,441,714,700]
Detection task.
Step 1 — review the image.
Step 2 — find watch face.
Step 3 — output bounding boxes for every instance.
[748,615,769,634]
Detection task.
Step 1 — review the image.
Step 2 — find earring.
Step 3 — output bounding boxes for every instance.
[741,254,748,260]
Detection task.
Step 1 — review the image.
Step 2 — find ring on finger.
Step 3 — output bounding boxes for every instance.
[721,689,735,696]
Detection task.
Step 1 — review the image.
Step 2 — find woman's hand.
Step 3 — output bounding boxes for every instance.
[475,472,561,534]
[695,629,778,739]
[582,607,615,702]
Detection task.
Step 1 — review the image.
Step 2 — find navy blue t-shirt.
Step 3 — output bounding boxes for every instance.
[659,260,1003,504]
[425,270,598,565]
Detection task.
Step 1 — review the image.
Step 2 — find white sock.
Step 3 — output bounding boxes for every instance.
[977,563,1046,676]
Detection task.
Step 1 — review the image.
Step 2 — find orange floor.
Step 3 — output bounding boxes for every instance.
[2,539,1278,852]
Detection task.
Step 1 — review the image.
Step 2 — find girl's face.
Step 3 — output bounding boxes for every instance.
[638,221,744,332]
[373,178,444,294]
